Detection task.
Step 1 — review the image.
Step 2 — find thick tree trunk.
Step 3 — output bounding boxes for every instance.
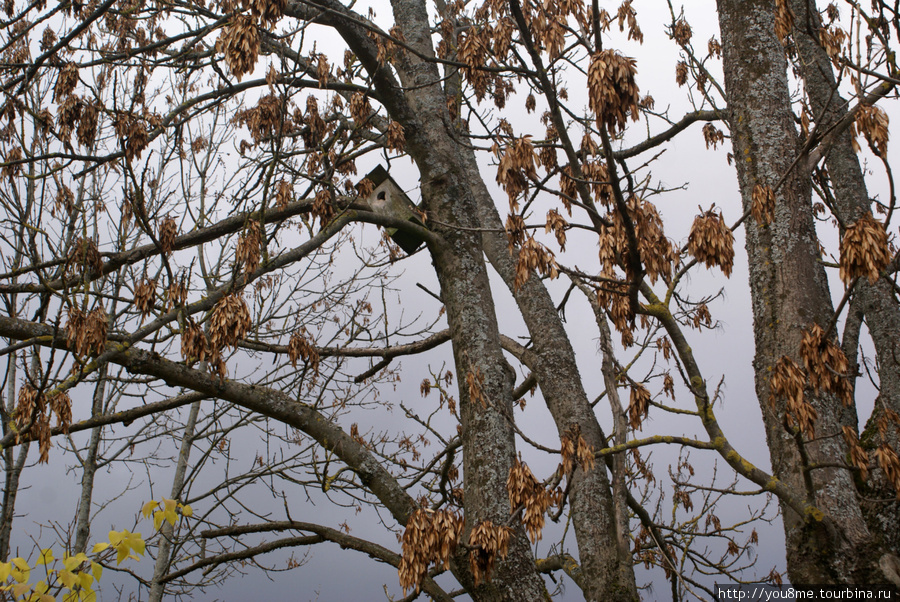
[789,0,900,557]
[716,0,883,583]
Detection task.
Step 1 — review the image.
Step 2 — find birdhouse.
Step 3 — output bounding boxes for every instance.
[359,166,426,255]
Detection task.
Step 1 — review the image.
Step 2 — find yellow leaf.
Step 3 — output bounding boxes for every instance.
[40,594,54,602]
[164,510,178,526]
[0,561,10,581]
[12,583,30,598]
[58,569,76,589]
[62,591,78,602]
[11,558,28,571]
[107,531,123,546]
[181,505,193,518]
[163,499,177,513]
[90,543,109,554]
[141,500,159,519]
[79,588,97,602]
[34,580,48,594]
[153,512,164,531]
[62,556,80,572]
[90,562,102,582]
[115,546,129,566]
[72,553,88,565]
[35,550,53,566]
[77,572,93,589]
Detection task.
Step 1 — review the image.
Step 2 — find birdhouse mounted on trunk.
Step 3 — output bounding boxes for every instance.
[359,165,425,255]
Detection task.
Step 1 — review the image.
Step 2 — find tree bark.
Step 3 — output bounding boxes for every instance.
[789,0,900,557]
[716,0,883,583]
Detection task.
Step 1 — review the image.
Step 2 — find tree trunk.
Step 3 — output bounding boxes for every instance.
[789,0,900,557]
[73,366,109,553]
[716,0,884,583]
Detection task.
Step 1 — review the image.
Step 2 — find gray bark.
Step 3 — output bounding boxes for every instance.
[717,0,883,583]
[148,399,202,602]
[73,365,108,553]
[789,0,900,556]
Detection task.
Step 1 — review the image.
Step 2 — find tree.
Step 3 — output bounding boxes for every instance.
[0,0,898,599]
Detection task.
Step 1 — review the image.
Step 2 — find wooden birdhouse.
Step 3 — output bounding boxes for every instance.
[359,165,425,255]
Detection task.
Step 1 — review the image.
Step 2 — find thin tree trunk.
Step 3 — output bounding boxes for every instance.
[73,365,108,553]
[149,399,202,602]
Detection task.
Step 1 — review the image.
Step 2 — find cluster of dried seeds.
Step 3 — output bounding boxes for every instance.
[687,207,734,277]
[218,15,259,81]
[398,508,463,594]
[235,220,263,277]
[768,356,818,439]
[751,184,776,226]
[839,212,890,285]
[854,105,890,157]
[495,136,538,208]
[507,458,556,543]
[588,49,640,135]
[288,331,319,374]
[65,305,109,358]
[467,521,511,587]
[628,382,651,430]
[14,384,71,463]
[133,278,157,320]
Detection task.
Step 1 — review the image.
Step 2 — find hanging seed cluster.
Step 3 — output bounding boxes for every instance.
[799,324,853,407]
[588,49,640,135]
[872,409,900,496]
[166,276,188,310]
[545,208,568,250]
[853,105,889,157]
[235,94,291,146]
[672,19,692,46]
[774,0,794,44]
[751,184,776,226]
[218,15,259,81]
[66,305,108,358]
[133,278,157,320]
[559,427,596,475]
[702,123,725,150]
[507,458,554,543]
[675,61,689,87]
[14,384,72,463]
[158,216,177,255]
[235,220,263,277]
[839,212,890,285]
[466,368,488,408]
[598,196,676,285]
[514,235,559,289]
[874,444,900,497]
[495,136,538,209]
[275,180,292,210]
[687,207,734,277]
[384,121,406,153]
[243,0,284,26]
[628,382,651,430]
[818,24,846,63]
[181,319,208,365]
[841,426,870,481]
[768,356,818,439]
[397,508,463,594]
[467,521,511,587]
[66,236,102,276]
[288,331,319,374]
